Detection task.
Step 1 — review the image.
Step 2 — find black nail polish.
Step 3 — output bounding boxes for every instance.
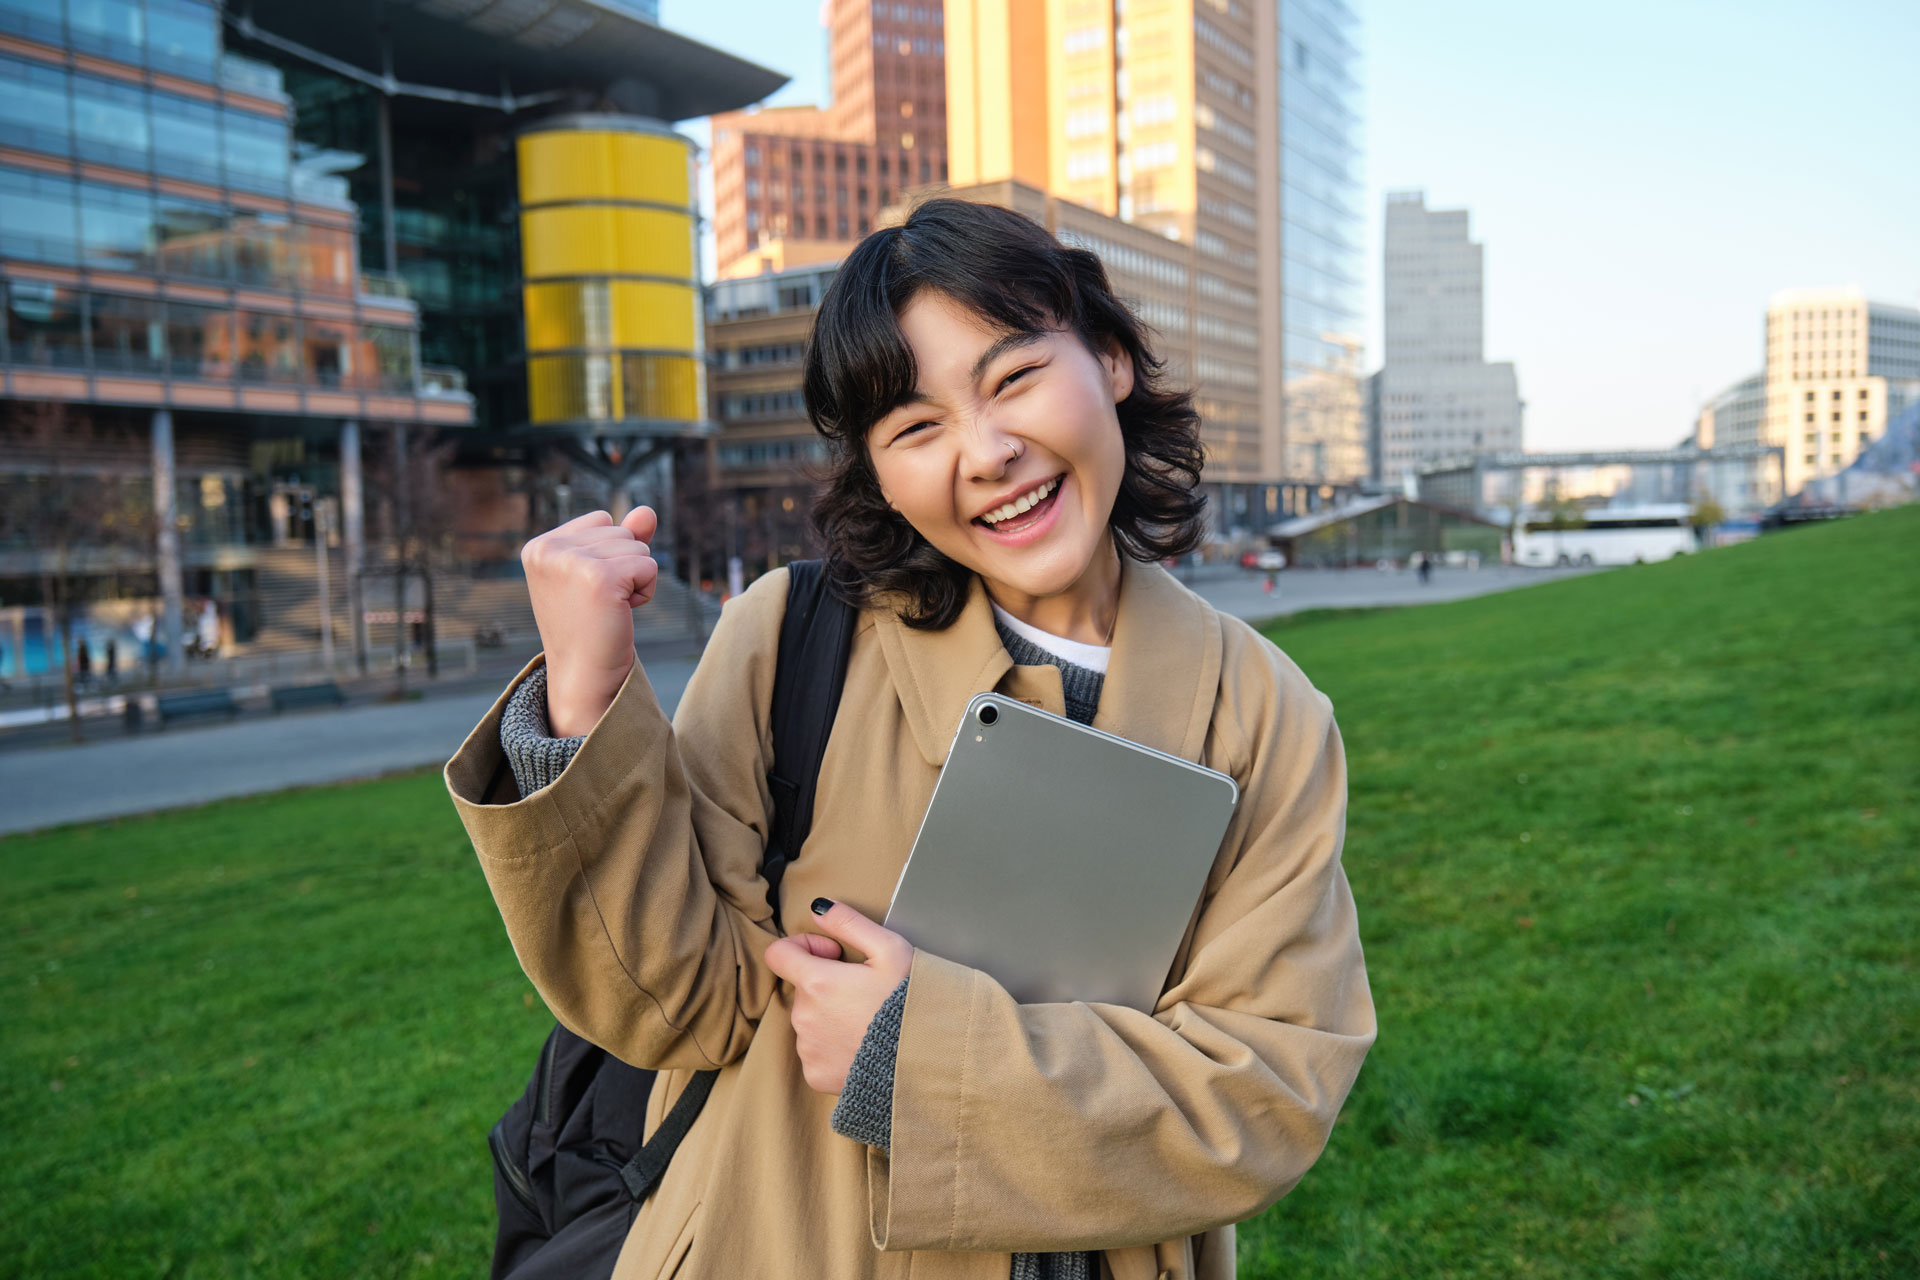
[810,897,834,916]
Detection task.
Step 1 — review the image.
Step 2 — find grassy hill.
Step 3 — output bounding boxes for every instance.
[3,507,1914,1277]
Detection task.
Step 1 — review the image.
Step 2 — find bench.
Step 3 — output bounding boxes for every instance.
[270,681,348,714]
[155,689,240,727]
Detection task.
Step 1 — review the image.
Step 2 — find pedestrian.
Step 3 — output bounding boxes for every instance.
[104,636,118,681]
[447,199,1374,1280]
[74,634,92,684]
[1417,550,1432,584]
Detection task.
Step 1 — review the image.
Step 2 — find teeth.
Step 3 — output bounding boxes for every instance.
[981,478,1056,525]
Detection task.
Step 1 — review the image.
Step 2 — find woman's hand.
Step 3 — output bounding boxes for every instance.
[763,899,915,1095]
[521,507,659,737]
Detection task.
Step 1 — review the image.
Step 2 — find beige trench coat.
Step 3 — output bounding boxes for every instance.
[446,558,1375,1280]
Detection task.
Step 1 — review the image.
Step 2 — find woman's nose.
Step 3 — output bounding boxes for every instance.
[960,425,1021,480]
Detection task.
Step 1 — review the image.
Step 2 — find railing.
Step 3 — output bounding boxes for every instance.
[420,365,469,396]
[359,272,412,301]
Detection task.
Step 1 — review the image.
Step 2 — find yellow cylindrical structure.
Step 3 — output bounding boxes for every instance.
[516,116,704,430]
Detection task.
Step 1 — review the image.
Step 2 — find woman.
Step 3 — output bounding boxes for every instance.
[447,199,1375,1280]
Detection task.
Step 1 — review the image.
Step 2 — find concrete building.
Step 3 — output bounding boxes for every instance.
[0,0,779,683]
[1378,191,1522,486]
[944,0,1369,523]
[1691,371,1775,511]
[710,0,949,279]
[1762,287,1920,497]
[688,263,838,584]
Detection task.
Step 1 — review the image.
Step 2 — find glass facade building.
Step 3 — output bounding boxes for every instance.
[0,0,469,678]
[1278,0,1366,484]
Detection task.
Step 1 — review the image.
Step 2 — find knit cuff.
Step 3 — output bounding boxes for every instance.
[829,977,909,1151]
[499,664,587,796]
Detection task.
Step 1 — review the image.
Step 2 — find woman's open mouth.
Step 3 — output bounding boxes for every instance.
[973,475,1065,541]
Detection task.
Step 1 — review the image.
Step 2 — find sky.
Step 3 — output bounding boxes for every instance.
[664,0,1920,452]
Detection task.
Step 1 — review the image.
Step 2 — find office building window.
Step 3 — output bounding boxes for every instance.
[0,55,72,156]
[87,292,165,374]
[237,311,302,383]
[151,93,223,185]
[164,301,231,379]
[302,317,358,388]
[155,195,229,282]
[79,182,156,271]
[66,0,145,63]
[72,73,150,169]
[4,281,87,368]
[146,0,220,75]
[222,108,290,194]
[0,167,81,264]
[368,325,416,391]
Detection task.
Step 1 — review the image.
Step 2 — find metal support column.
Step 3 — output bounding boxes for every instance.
[151,409,185,678]
[340,420,367,672]
[392,423,410,672]
[377,92,399,278]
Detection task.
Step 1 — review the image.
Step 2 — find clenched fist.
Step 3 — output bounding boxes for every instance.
[522,507,660,737]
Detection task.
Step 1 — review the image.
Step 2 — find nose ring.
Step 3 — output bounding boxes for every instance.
[1006,440,1021,464]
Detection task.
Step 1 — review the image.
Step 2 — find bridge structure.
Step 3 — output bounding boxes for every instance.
[1415,443,1788,514]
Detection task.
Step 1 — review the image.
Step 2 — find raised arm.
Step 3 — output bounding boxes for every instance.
[868,645,1376,1254]
[445,545,794,1073]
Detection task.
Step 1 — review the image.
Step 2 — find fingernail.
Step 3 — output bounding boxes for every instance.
[810,897,834,916]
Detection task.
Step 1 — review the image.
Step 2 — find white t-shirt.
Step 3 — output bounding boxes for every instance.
[989,601,1112,675]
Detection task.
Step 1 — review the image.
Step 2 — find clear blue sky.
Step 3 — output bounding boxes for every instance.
[665,0,1920,452]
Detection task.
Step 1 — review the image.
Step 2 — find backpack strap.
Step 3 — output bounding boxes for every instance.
[617,559,855,1203]
[762,559,858,911]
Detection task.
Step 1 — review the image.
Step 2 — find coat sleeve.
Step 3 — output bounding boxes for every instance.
[443,570,791,1072]
[867,637,1376,1254]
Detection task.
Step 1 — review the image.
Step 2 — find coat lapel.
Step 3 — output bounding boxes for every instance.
[873,557,1222,766]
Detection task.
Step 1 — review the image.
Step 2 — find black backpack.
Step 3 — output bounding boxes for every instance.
[486,561,856,1280]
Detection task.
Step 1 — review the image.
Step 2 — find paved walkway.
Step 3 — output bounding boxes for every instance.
[0,563,1594,836]
[0,657,697,837]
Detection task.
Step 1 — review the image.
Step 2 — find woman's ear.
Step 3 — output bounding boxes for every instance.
[1102,338,1136,404]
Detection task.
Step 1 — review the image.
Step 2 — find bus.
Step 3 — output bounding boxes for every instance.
[1513,504,1697,567]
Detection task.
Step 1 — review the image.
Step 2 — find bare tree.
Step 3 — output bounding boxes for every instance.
[0,403,151,742]
[366,424,457,689]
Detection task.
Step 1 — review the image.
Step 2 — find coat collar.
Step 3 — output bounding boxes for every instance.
[872,557,1223,767]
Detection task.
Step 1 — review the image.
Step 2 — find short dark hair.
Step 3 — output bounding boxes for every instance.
[803,198,1208,629]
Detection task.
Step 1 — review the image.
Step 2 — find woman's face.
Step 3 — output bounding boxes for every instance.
[864,290,1134,609]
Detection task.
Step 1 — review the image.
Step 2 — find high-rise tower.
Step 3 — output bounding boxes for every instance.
[945,0,1366,501]
[710,0,949,278]
[1378,192,1521,485]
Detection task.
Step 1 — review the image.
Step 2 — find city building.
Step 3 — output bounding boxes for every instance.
[1265,493,1502,569]
[944,0,1369,522]
[710,0,949,279]
[0,0,780,683]
[1377,191,1522,486]
[1278,0,1367,487]
[689,263,839,584]
[1762,286,1920,497]
[1691,371,1774,511]
[0,0,466,679]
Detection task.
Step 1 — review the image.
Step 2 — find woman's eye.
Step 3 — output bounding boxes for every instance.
[892,420,934,444]
[996,366,1034,395]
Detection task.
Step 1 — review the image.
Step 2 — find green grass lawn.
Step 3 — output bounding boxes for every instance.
[4,508,1916,1278]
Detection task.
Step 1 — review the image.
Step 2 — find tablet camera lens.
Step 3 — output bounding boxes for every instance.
[977,703,999,726]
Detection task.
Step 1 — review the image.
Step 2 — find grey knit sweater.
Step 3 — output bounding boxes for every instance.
[500,622,1105,1280]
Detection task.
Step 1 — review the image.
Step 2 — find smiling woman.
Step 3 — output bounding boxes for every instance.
[447,194,1373,1280]
[807,199,1208,636]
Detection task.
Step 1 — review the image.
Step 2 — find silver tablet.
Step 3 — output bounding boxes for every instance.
[884,693,1239,1012]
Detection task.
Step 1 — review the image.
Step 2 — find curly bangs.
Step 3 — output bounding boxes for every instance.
[804,197,1207,629]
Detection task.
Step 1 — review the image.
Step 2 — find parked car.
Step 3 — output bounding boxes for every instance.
[1252,549,1287,571]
